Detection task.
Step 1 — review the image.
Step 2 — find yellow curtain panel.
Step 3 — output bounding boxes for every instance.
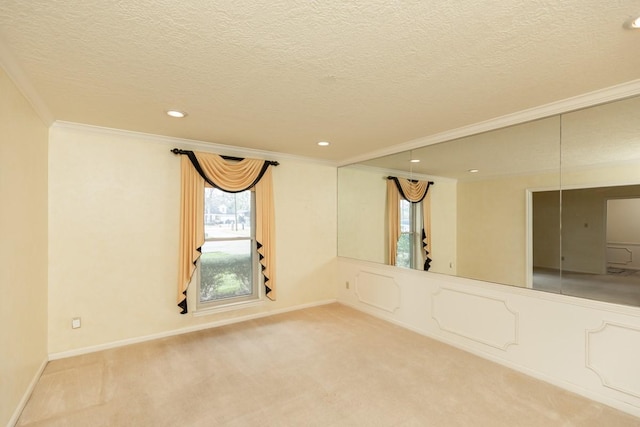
[174,149,277,313]
[421,190,432,270]
[386,179,400,266]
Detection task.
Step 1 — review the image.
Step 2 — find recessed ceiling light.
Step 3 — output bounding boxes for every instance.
[624,15,640,29]
[317,141,330,146]
[468,169,479,173]
[409,159,420,163]
[166,110,187,118]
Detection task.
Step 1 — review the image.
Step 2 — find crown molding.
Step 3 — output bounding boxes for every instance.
[51,121,339,167]
[342,163,456,183]
[338,79,640,167]
[0,37,54,126]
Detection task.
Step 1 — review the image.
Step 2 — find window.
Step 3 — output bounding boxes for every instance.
[396,199,422,268]
[198,187,259,309]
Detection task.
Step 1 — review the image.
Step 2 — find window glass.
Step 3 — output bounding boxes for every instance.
[397,199,422,269]
[199,188,257,308]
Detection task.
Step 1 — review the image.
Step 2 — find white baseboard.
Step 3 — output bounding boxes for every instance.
[48,299,337,361]
[338,300,640,419]
[7,357,48,427]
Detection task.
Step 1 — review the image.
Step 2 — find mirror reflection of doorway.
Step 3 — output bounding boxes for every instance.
[531,186,640,306]
[606,197,640,277]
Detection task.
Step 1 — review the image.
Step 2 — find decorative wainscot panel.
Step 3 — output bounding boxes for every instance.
[432,288,519,350]
[586,322,640,398]
[607,244,640,271]
[355,271,401,313]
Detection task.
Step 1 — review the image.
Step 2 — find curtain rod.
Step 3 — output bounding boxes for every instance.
[387,176,434,185]
[171,148,279,166]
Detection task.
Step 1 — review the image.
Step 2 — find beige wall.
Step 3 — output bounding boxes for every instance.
[457,172,560,287]
[561,189,608,274]
[608,197,640,243]
[535,188,611,275]
[460,161,640,287]
[608,196,640,271]
[430,179,457,275]
[562,185,640,274]
[48,124,337,354]
[532,190,560,269]
[337,167,387,264]
[0,68,49,426]
[535,188,640,274]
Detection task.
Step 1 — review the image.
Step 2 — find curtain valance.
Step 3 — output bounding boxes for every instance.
[173,149,277,313]
[173,149,276,193]
[388,176,432,203]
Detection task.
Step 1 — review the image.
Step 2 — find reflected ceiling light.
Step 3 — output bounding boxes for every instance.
[317,141,330,146]
[166,110,187,118]
[468,169,479,173]
[624,15,640,29]
[409,159,420,163]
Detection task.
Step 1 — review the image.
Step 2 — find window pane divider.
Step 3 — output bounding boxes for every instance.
[204,236,253,242]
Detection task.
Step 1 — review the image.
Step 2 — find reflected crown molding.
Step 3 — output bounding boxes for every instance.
[339,79,640,167]
[343,163,456,183]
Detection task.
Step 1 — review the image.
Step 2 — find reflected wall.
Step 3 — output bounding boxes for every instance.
[337,165,458,275]
[338,115,561,288]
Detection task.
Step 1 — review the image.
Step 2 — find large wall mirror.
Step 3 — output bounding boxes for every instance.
[337,95,640,307]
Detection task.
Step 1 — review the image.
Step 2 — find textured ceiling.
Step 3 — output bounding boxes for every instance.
[1,1,639,161]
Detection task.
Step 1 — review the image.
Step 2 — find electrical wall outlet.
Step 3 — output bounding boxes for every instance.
[72,317,81,329]
[346,281,350,289]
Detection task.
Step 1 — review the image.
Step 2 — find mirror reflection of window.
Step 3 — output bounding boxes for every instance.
[397,200,422,269]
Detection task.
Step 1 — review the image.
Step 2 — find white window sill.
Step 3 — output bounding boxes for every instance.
[192,298,265,317]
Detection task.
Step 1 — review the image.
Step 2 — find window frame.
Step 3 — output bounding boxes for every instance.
[195,188,261,312]
[397,199,423,269]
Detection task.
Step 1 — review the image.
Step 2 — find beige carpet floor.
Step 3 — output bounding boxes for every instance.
[17,303,639,426]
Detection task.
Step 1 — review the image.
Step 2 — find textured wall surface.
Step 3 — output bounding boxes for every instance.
[0,68,49,427]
